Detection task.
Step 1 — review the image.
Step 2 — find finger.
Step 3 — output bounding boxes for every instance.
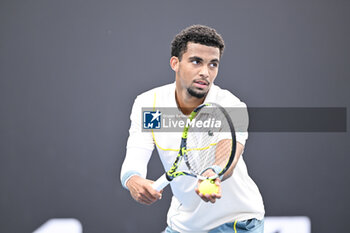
[196,189,208,202]
[195,188,207,201]
[138,194,153,204]
[143,192,158,203]
[212,189,222,199]
[138,189,158,204]
[210,193,221,202]
[195,188,200,195]
[147,183,163,199]
[199,192,210,202]
[203,194,211,202]
[196,187,215,203]
[138,197,149,205]
[147,186,163,201]
[215,179,222,196]
[133,194,150,205]
[140,192,160,205]
[205,194,214,203]
[204,194,214,203]
[140,198,153,205]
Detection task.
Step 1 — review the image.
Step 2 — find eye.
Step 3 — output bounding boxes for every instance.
[192,60,200,65]
[209,63,218,68]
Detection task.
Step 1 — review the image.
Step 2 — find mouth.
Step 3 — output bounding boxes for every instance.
[193,79,209,89]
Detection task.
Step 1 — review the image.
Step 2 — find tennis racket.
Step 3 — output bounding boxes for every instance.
[151,102,237,191]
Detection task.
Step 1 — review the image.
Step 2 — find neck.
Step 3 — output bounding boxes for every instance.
[175,89,205,115]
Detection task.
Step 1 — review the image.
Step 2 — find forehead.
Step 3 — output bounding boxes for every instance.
[183,42,220,59]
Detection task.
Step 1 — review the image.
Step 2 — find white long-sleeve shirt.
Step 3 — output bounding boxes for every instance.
[121,83,264,233]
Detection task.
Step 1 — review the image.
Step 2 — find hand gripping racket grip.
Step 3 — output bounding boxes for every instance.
[151,174,170,191]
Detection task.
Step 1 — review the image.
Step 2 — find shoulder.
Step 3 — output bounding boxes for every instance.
[134,83,174,106]
[210,84,247,108]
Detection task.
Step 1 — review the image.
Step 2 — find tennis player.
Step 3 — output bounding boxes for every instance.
[120,25,265,233]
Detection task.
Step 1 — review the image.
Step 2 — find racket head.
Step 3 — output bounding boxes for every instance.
[184,103,237,180]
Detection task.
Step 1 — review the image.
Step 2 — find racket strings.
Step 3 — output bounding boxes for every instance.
[185,106,233,177]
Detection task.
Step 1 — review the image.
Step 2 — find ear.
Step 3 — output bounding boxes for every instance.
[170,56,179,72]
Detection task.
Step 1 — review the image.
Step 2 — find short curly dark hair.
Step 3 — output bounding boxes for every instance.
[171,25,225,60]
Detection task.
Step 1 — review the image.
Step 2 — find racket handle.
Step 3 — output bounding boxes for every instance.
[151,174,170,191]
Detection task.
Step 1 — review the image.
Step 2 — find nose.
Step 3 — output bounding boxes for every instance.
[199,65,209,78]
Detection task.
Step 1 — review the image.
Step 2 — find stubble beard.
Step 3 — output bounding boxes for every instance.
[187,86,207,99]
[178,67,209,99]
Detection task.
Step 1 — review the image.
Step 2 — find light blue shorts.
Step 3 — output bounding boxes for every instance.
[165,218,264,233]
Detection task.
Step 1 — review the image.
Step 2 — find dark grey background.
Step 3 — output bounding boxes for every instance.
[1,0,349,233]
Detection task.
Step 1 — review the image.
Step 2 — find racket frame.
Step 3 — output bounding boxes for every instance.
[151,103,237,191]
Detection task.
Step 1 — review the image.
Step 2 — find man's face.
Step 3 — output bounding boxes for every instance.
[172,42,220,99]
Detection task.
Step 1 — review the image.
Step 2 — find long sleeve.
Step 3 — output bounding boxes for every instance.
[120,96,155,189]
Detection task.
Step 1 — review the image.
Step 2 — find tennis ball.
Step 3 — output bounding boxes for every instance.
[198,179,219,195]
